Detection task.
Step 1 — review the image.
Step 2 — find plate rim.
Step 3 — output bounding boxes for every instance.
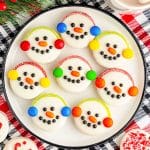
[2,4,147,149]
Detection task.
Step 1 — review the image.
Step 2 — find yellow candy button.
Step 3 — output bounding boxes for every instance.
[40,77,50,88]
[8,70,18,80]
[122,48,134,59]
[89,39,100,51]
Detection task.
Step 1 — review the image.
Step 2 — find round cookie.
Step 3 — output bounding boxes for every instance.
[53,55,97,93]
[3,137,38,150]
[89,31,134,68]
[56,11,101,48]
[27,93,71,132]
[120,129,150,150]
[20,26,64,64]
[0,111,9,142]
[95,68,138,105]
[7,61,50,99]
[72,98,113,136]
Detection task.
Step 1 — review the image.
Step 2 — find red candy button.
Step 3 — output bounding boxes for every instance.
[0,122,2,129]
[103,117,113,128]
[0,2,7,11]
[54,39,64,49]
[20,41,30,51]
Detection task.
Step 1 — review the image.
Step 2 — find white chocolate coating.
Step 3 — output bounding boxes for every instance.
[92,32,131,68]
[61,12,94,48]
[4,137,38,150]
[56,56,91,92]
[24,27,62,64]
[9,63,47,99]
[73,99,112,136]
[0,111,9,143]
[31,94,68,131]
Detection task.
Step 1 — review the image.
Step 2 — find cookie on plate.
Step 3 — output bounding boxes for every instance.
[7,61,50,99]
[20,26,64,64]
[95,68,138,105]
[89,31,134,68]
[3,137,38,150]
[53,55,97,93]
[56,11,101,48]
[28,93,71,132]
[120,129,150,150]
[0,111,9,143]
[72,98,113,135]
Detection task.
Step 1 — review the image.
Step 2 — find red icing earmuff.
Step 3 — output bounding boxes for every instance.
[103,117,113,128]
[0,122,2,129]
[20,40,30,51]
[95,77,105,88]
[128,86,139,96]
[54,39,64,49]
[72,106,82,117]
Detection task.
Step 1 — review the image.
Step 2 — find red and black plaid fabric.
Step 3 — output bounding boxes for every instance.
[0,0,149,149]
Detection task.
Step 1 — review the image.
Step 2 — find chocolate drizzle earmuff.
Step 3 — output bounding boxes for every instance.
[95,68,139,105]
[89,31,134,68]
[52,55,97,93]
[56,11,101,48]
[7,61,51,99]
[27,93,71,132]
[20,26,65,64]
[71,98,113,136]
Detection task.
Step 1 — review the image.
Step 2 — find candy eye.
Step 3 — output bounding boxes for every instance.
[49,46,53,49]
[50,107,55,111]
[71,23,75,27]
[77,66,82,70]
[68,66,73,70]
[113,44,117,48]
[43,36,48,40]
[111,81,115,85]
[119,83,123,87]
[80,23,84,27]
[23,72,27,76]
[43,107,47,112]
[31,73,35,77]
[35,37,39,41]
[95,113,99,117]
[87,111,91,115]
[106,43,110,47]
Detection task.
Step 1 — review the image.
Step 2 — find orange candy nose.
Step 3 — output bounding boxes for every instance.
[108,47,116,55]
[46,111,54,118]
[74,27,83,33]
[38,41,48,47]
[88,116,97,123]
[113,86,122,94]
[25,77,33,85]
[71,71,80,77]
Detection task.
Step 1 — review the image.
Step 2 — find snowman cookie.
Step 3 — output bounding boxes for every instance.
[56,11,101,48]
[7,61,50,99]
[20,26,64,64]
[120,129,150,150]
[53,55,97,93]
[4,137,38,150]
[0,111,9,142]
[95,68,138,105]
[28,93,71,132]
[89,31,134,68]
[72,98,113,135]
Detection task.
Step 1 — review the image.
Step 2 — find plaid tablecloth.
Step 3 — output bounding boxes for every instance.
[0,0,150,149]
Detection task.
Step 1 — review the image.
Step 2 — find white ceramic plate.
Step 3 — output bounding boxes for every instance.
[3,5,146,149]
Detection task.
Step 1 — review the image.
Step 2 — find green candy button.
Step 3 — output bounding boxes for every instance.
[86,70,97,80]
[53,67,63,78]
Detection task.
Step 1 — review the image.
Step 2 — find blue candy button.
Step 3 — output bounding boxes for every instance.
[57,22,67,33]
[28,106,38,117]
[61,106,71,117]
[90,26,101,36]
